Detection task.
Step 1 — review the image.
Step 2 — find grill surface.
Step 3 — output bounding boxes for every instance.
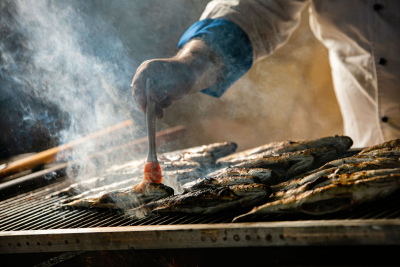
[1,178,400,232]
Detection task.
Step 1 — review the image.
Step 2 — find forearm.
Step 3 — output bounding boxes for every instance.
[174,39,224,93]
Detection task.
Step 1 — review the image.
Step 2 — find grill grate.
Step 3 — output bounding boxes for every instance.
[1,178,400,232]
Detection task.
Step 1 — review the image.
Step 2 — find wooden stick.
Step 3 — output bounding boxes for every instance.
[0,120,136,179]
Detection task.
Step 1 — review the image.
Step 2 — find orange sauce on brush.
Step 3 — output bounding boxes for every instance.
[143,161,162,184]
[133,162,162,192]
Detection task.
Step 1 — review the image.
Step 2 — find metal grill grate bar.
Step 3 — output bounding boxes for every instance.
[133,215,163,226]
[89,214,126,228]
[0,198,64,230]
[58,210,104,229]
[0,194,63,219]
[107,217,133,227]
[23,210,73,231]
[75,211,117,228]
[39,209,92,229]
[0,180,70,207]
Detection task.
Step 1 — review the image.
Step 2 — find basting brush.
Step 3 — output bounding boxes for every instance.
[142,77,162,184]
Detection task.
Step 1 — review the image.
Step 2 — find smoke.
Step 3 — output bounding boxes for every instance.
[0,0,145,178]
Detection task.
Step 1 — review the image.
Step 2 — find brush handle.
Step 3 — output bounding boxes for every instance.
[146,78,157,163]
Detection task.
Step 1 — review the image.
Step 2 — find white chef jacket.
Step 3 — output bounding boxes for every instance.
[199,0,400,147]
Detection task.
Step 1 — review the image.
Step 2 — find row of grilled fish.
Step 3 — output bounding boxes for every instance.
[53,135,352,201]
[60,135,353,213]
[233,139,400,221]
[58,137,400,222]
[49,142,237,199]
[124,137,400,218]
[233,173,400,221]
[55,142,237,210]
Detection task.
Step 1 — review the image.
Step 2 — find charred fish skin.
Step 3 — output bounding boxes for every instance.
[359,139,400,154]
[251,135,353,160]
[273,158,400,192]
[63,183,174,209]
[233,146,346,181]
[271,135,353,155]
[233,174,400,222]
[182,176,261,192]
[182,142,238,159]
[107,142,236,176]
[216,136,353,166]
[61,177,142,204]
[46,177,105,198]
[335,168,400,183]
[182,152,215,166]
[216,140,300,165]
[205,167,279,185]
[127,184,272,217]
[160,142,237,163]
[358,146,400,158]
[272,168,400,201]
[302,156,377,176]
[161,161,201,171]
[164,168,203,185]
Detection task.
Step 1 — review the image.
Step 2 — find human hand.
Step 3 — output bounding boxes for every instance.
[131,39,223,119]
[131,58,195,119]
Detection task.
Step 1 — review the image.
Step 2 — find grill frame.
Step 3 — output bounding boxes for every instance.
[1,177,400,253]
[1,147,400,254]
[1,220,400,254]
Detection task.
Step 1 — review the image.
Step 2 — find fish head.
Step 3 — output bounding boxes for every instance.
[337,136,353,151]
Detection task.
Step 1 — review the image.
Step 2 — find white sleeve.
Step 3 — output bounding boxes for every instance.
[200,0,309,61]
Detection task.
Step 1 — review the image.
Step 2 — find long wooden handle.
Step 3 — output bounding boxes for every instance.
[0,120,135,179]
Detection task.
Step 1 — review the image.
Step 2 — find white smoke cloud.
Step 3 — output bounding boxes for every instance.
[0,0,143,178]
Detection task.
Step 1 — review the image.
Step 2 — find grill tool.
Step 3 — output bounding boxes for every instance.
[143,78,162,184]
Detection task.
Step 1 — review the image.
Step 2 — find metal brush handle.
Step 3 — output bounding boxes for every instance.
[146,78,158,163]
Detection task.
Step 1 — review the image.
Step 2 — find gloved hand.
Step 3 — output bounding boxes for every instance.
[131,39,223,119]
[131,58,195,119]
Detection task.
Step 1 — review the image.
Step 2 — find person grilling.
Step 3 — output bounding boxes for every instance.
[131,0,400,148]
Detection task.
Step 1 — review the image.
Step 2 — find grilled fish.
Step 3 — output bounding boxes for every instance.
[359,139,400,154]
[233,146,346,181]
[249,135,353,161]
[272,168,400,201]
[106,142,236,175]
[47,176,107,198]
[182,175,261,192]
[182,152,215,166]
[181,142,237,159]
[127,184,272,217]
[358,146,400,158]
[273,158,400,192]
[205,167,279,185]
[53,167,201,201]
[336,168,400,182]
[233,174,400,221]
[107,158,201,174]
[159,142,237,163]
[216,140,300,165]
[164,168,203,184]
[302,156,376,176]
[161,161,201,171]
[60,177,142,204]
[217,136,352,166]
[63,183,174,209]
